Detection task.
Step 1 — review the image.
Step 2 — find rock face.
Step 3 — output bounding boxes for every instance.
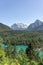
[28,19,43,31]
[11,23,28,30]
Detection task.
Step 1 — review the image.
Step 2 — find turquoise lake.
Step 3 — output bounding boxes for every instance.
[0,43,43,57]
[0,43,28,51]
[38,51,43,57]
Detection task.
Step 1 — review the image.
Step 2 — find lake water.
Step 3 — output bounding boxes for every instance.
[14,45,28,52]
[0,43,43,57]
[0,43,28,51]
[38,51,43,57]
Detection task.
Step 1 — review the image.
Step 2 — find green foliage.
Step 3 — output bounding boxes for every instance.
[26,39,40,61]
[0,30,43,65]
[0,30,43,47]
[0,37,3,42]
[0,44,43,65]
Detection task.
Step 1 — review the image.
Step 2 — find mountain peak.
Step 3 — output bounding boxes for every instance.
[34,19,43,26]
[11,23,28,30]
[35,19,41,22]
[28,19,43,31]
[35,19,42,23]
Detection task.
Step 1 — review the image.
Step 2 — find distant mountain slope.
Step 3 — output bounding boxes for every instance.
[0,19,43,31]
[11,23,28,30]
[28,19,43,31]
[36,24,43,31]
[0,23,11,31]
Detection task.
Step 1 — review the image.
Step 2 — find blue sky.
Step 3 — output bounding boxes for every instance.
[0,0,43,26]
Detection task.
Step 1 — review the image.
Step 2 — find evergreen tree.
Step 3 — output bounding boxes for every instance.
[26,39,39,62]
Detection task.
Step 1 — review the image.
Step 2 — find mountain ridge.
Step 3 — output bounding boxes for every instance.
[0,23,12,31]
[0,19,43,31]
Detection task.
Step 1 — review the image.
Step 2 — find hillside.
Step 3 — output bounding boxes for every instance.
[0,23,11,32]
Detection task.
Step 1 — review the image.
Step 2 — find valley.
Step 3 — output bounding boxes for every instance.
[0,21,43,65]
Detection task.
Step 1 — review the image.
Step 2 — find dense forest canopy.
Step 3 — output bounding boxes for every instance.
[0,30,43,48]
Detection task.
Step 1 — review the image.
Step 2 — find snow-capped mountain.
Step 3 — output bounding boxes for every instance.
[11,23,28,30]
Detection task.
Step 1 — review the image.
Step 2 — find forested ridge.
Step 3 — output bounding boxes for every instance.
[0,30,43,47]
